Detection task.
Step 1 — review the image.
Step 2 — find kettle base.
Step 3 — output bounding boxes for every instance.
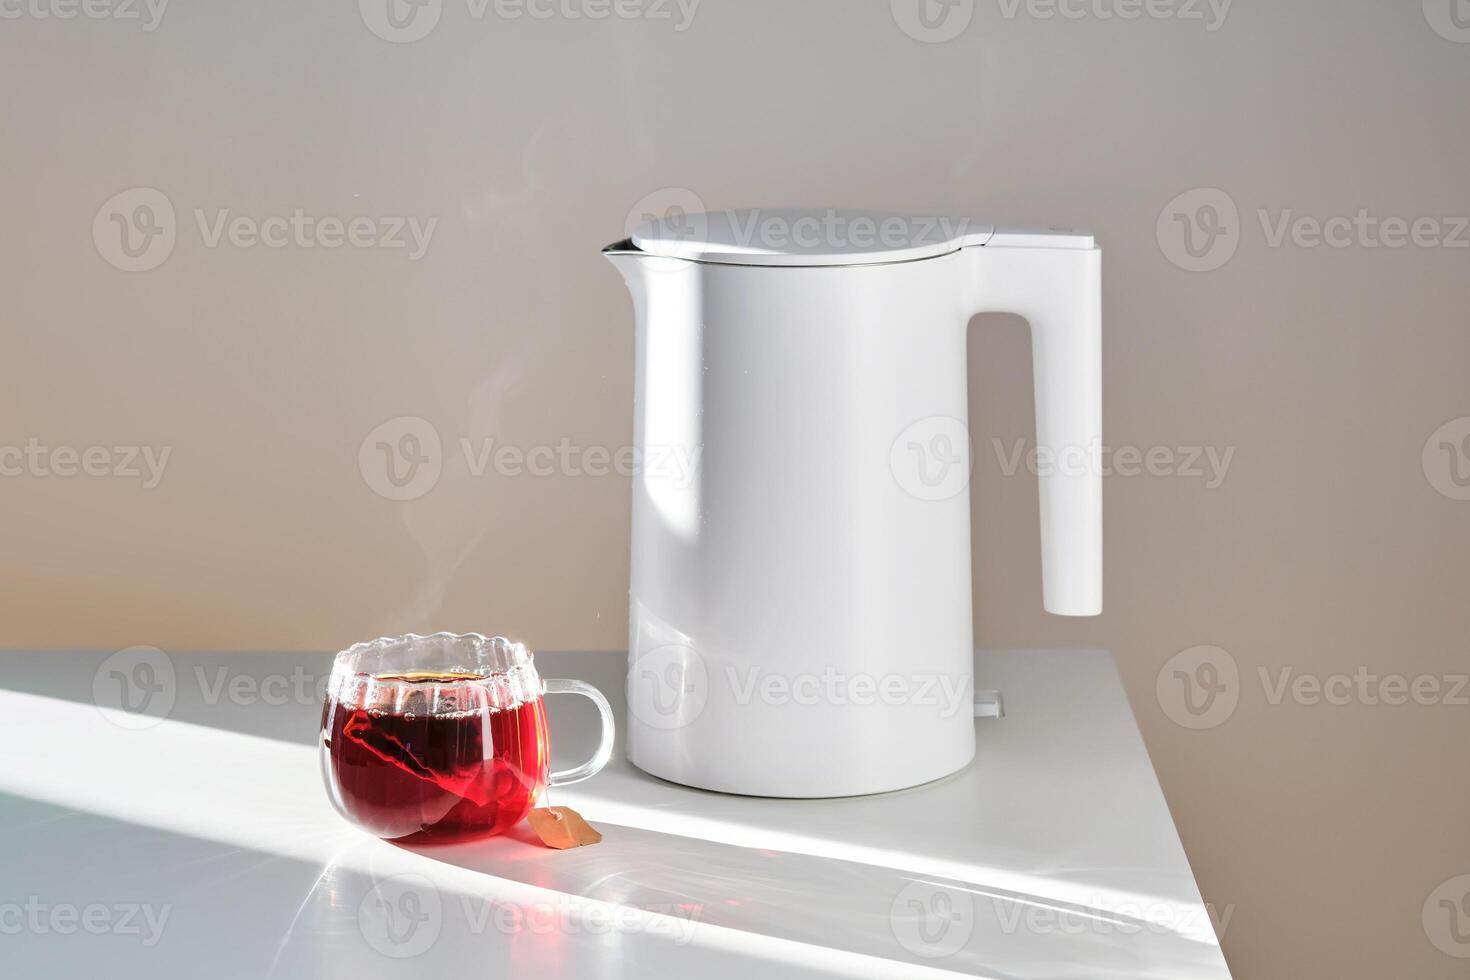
[624,743,977,800]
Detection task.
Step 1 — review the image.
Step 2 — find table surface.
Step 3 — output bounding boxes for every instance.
[0,648,1232,979]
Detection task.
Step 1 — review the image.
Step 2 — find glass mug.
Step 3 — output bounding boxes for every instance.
[321,633,614,843]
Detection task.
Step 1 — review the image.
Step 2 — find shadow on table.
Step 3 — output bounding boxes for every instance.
[401,814,1227,980]
[0,793,940,980]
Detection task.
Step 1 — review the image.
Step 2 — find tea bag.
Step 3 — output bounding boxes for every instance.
[527,789,601,849]
[342,719,437,779]
[341,715,495,806]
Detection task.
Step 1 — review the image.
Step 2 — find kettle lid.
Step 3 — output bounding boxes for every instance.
[630,208,996,266]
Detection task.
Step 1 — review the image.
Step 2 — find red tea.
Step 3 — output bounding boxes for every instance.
[323,671,549,843]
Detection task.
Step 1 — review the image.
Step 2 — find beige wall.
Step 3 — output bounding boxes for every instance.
[3,1,1468,976]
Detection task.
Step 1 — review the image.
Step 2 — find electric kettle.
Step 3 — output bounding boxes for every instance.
[605,208,1101,797]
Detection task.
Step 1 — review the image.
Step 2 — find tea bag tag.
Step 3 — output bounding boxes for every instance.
[527,806,602,849]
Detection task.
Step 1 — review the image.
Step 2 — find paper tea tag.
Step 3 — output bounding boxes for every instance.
[527,806,602,849]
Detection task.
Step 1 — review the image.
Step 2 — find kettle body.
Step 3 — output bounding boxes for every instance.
[606,209,1101,797]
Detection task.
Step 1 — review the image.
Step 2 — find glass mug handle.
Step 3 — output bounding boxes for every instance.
[543,678,616,787]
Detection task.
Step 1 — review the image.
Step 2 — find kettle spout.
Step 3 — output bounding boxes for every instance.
[604,241,654,316]
[603,238,656,296]
[603,237,644,274]
[604,238,699,299]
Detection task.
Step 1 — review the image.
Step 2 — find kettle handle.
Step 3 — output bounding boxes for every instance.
[967,239,1103,615]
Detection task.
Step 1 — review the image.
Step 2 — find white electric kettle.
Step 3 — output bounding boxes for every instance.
[605,208,1101,797]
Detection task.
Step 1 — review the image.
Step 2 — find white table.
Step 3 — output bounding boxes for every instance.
[0,649,1231,979]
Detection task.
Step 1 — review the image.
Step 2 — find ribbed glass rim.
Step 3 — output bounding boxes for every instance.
[333,632,534,683]
[328,632,542,714]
